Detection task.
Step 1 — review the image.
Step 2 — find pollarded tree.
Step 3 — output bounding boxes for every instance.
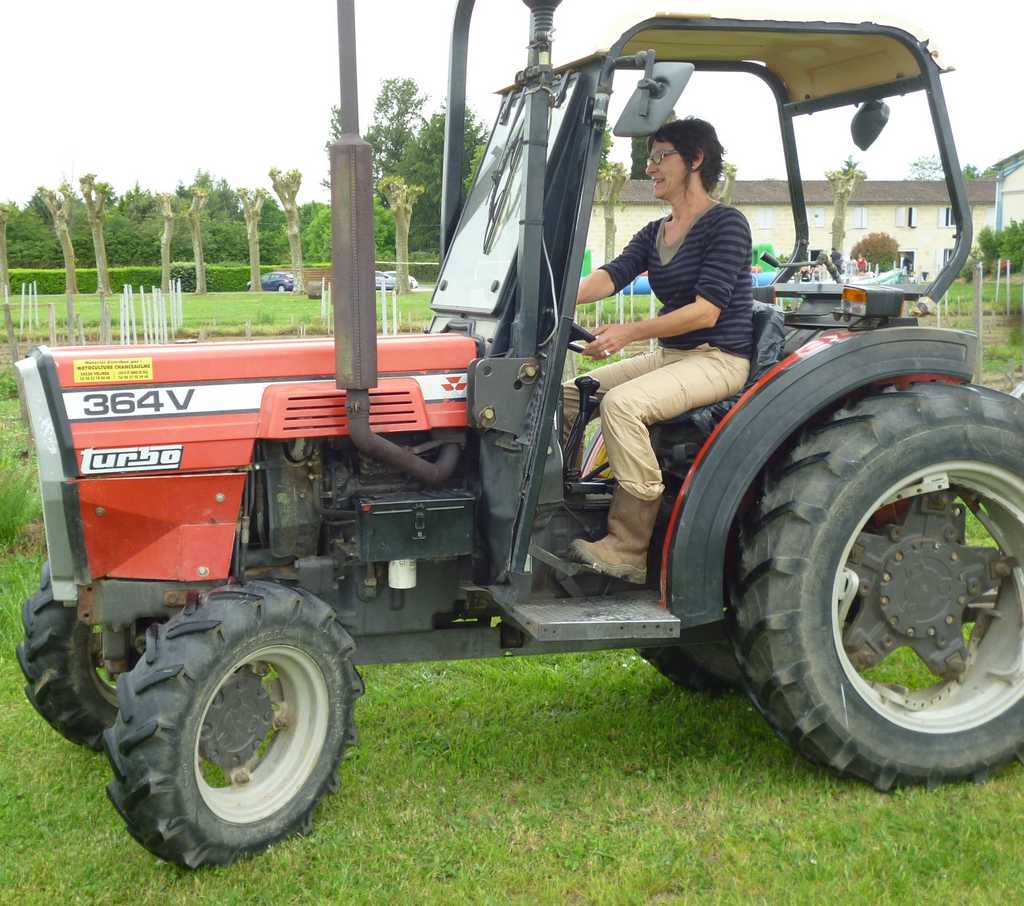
[379,176,424,295]
[269,168,305,293]
[0,203,15,297]
[40,184,78,294]
[826,156,866,254]
[238,188,268,293]
[79,174,113,295]
[595,161,628,264]
[158,194,175,293]
[715,161,737,205]
[188,187,209,294]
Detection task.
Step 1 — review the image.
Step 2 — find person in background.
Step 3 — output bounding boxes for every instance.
[857,252,868,274]
[562,117,752,584]
[831,247,843,276]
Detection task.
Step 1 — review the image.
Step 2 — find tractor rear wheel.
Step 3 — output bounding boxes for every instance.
[733,383,1024,789]
[16,562,117,750]
[103,581,362,867]
[637,643,742,694]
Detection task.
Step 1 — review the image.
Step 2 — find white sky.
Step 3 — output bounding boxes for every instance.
[3,0,1022,208]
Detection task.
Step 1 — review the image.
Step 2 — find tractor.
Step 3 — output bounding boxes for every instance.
[15,0,1024,868]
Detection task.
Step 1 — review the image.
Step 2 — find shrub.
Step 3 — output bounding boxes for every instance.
[0,454,39,547]
[850,232,899,269]
[999,220,1024,270]
[6,264,281,294]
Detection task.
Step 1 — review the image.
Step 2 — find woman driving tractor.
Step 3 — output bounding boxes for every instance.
[565,117,754,583]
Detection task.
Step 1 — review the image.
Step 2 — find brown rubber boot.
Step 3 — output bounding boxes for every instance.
[569,486,660,584]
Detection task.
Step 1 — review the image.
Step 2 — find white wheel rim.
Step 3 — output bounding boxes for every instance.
[833,461,1024,734]
[195,644,329,824]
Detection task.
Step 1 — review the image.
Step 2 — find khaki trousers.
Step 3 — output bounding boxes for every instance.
[562,345,749,501]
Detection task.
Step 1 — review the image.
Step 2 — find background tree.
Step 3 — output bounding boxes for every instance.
[39,184,78,293]
[825,156,866,254]
[379,176,424,294]
[79,174,113,295]
[396,106,486,254]
[714,161,737,205]
[630,136,651,180]
[0,203,15,297]
[158,194,175,293]
[269,168,305,293]
[907,155,943,180]
[238,188,267,292]
[962,163,981,180]
[594,161,628,264]
[850,232,899,269]
[332,78,426,189]
[188,187,209,294]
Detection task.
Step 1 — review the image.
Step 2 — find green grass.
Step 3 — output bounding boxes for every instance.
[2,393,1024,902]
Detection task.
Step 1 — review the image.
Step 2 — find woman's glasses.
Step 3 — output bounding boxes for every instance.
[646,149,680,167]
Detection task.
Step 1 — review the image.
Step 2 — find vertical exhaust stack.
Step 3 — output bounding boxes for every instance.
[332,0,377,390]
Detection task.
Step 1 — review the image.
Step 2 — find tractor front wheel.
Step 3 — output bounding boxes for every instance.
[103,581,362,867]
[16,562,118,750]
[734,383,1024,788]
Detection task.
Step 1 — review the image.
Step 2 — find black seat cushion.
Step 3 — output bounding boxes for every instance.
[655,301,785,440]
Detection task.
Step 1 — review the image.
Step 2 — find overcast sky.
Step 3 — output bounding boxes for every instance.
[3,0,1021,208]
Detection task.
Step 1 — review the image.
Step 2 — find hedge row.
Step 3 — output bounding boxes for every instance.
[7,264,286,295]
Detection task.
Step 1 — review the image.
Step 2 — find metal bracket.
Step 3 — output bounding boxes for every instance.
[467,356,541,433]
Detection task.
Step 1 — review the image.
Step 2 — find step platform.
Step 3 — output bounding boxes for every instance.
[504,590,680,643]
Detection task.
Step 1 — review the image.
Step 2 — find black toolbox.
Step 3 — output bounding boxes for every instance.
[356,490,476,562]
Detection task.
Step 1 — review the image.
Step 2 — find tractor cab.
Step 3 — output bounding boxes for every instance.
[413,5,973,605]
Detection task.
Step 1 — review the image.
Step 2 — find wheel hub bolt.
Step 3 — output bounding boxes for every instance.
[273,714,289,730]
[230,767,251,785]
[934,542,941,550]
[882,572,892,583]
[945,615,955,625]
[889,617,898,626]
[928,627,936,636]
[950,551,959,561]
[907,627,916,637]
[895,551,904,562]
[880,595,890,606]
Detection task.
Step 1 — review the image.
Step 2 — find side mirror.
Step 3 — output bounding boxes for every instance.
[850,99,890,151]
[613,62,695,137]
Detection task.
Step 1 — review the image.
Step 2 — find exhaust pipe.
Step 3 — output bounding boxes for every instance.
[347,391,461,485]
[332,1,460,485]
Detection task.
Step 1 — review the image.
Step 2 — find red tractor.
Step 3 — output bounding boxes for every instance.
[16,0,1024,868]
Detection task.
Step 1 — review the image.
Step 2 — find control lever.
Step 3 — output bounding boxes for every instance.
[564,375,600,480]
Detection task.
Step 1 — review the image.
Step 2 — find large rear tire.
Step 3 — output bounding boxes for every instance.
[103,581,362,867]
[16,563,117,750]
[733,383,1024,788]
[637,643,742,694]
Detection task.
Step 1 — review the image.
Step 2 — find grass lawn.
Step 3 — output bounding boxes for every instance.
[3,281,1024,901]
[3,392,1024,904]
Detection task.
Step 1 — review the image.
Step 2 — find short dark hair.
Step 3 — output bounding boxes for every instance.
[648,117,725,193]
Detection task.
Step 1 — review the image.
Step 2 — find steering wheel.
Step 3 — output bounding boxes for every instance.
[568,321,596,354]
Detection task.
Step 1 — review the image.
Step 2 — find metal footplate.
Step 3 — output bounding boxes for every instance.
[504,590,680,642]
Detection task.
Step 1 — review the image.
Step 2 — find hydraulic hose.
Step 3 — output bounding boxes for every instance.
[346,389,461,486]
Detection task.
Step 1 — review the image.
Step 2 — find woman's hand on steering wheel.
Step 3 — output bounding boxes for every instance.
[580,323,637,360]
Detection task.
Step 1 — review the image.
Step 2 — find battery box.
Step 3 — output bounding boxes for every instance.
[356,490,475,562]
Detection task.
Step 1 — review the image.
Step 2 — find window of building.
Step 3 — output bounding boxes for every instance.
[852,206,868,229]
[810,207,825,228]
[939,206,954,227]
[757,207,774,229]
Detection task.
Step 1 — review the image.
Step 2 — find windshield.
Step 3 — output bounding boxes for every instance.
[432,72,578,317]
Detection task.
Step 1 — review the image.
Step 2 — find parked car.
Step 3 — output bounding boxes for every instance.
[382,270,419,290]
[374,271,395,291]
[246,271,295,292]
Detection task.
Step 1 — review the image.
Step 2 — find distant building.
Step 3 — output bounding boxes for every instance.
[991,150,1024,230]
[588,178,997,278]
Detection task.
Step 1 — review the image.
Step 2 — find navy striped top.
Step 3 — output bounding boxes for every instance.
[600,204,753,357]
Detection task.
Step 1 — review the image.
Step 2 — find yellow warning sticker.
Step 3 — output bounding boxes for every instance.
[73,357,154,384]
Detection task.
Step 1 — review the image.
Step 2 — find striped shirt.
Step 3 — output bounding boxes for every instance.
[600,204,753,357]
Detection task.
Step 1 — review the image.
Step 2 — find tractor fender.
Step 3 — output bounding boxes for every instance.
[663,326,977,627]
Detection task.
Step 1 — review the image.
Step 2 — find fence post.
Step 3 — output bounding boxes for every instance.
[4,302,18,365]
[974,262,984,383]
[65,288,75,344]
[48,304,56,346]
